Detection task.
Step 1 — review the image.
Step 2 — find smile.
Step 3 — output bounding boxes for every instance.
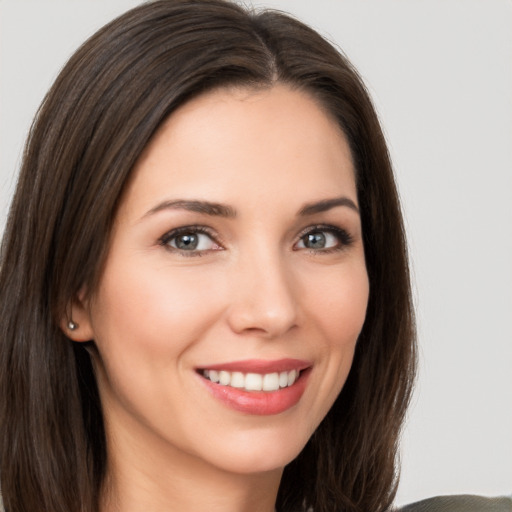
[202,369,300,392]
[197,359,312,415]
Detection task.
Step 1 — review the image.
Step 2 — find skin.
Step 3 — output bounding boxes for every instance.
[68,84,369,512]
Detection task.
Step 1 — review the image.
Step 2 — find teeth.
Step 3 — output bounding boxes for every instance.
[262,372,279,391]
[245,373,263,391]
[287,369,297,386]
[219,371,230,386]
[230,372,245,388]
[202,368,301,392]
[208,369,219,383]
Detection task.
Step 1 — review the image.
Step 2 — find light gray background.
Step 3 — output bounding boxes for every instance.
[1,0,510,506]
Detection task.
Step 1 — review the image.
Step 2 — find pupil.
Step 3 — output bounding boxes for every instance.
[176,234,198,250]
[305,232,325,249]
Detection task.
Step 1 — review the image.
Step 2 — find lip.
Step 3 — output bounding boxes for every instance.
[197,358,311,374]
[196,359,312,416]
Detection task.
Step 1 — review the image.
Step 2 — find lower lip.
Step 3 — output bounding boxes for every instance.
[199,369,311,416]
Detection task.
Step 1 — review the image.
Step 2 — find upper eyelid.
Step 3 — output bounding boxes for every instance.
[160,225,217,240]
[296,223,351,238]
[159,225,222,249]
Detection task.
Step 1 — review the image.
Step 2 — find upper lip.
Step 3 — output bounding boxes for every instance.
[197,358,311,374]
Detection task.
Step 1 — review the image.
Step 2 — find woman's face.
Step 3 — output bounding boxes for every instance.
[74,84,369,476]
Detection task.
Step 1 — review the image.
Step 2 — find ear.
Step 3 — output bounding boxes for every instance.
[60,290,95,342]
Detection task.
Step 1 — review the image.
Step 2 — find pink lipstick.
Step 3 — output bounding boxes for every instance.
[197,358,311,415]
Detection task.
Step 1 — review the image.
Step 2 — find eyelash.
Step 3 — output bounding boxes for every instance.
[295,224,354,254]
[158,224,354,256]
[159,225,218,257]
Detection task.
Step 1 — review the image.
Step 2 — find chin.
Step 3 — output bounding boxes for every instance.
[198,426,311,476]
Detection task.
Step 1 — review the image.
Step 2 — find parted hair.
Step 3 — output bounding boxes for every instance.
[0,1,416,511]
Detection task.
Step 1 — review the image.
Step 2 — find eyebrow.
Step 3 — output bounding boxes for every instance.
[143,196,359,220]
[143,199,237,219]
[298,197,359,216]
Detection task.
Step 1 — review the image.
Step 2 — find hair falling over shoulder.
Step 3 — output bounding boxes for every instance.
[0,1,416,511]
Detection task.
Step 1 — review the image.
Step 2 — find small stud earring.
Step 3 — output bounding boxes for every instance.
[67,320,79,331]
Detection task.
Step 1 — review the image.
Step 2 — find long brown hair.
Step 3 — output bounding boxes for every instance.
[0,1,416,511]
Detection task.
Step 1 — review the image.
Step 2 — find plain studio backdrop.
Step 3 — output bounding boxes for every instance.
[0,0,510,506]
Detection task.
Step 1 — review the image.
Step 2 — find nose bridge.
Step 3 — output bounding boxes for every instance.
[227,241,298,337]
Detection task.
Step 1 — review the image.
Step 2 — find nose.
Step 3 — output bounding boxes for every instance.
[226,250,299,339]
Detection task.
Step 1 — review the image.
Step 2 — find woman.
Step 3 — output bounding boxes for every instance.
[0,1,508,512]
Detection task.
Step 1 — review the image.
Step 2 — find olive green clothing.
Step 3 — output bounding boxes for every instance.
[398,494,512,512]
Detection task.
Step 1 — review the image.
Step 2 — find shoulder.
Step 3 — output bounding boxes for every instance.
[397,494,512,512]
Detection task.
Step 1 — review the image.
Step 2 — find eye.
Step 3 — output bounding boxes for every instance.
[160,226,221,254]
[295,225,353,252]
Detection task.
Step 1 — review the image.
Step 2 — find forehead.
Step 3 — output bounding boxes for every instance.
[122,84,356,217]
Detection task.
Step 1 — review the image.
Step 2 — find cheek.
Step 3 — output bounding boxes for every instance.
[304,261,369,347]
[301,262,369,411]
[89,256,224,366]
[87,257,229,433]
